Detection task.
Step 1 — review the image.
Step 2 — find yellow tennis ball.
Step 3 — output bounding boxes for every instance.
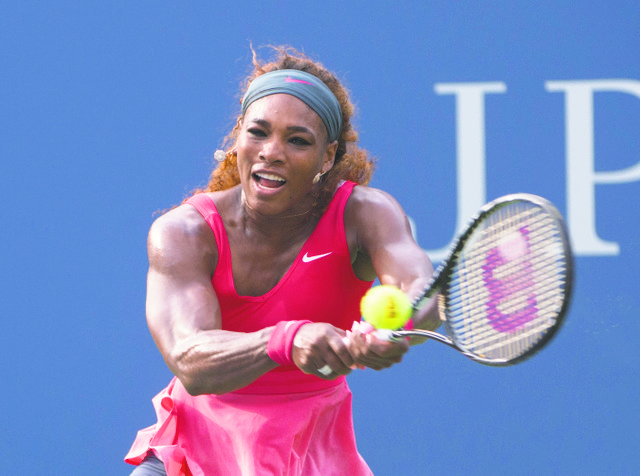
[360,285,412,330]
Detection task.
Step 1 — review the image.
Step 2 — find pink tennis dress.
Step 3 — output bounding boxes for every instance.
[125,181,374,475]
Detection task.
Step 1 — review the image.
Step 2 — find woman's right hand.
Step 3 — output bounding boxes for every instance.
[291,323,356,379]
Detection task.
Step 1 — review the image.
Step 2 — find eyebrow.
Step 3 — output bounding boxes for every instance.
[248,118,316,136]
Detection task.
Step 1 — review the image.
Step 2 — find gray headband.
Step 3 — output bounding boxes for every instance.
[241,69,342,142]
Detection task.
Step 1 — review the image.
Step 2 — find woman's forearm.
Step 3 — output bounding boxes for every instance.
[169,327,279,395]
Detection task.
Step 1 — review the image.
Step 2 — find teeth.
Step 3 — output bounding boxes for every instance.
[255,172,285,182]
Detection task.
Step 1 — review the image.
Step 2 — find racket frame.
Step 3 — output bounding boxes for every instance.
[391,193,574,366]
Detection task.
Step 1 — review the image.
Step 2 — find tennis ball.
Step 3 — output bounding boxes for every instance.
[360,285,412,330]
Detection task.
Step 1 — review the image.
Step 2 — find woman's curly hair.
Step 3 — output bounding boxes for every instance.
[190,45,376,216]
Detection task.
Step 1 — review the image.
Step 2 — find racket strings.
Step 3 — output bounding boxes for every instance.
[444,203,568,360]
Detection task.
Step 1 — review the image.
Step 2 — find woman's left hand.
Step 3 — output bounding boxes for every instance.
[345,321,410,371]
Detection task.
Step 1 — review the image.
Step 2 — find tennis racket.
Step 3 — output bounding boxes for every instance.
[376,193,573,366]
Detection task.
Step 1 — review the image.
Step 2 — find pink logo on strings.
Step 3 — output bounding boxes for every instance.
[285,76,314,85]
[483,226,538,333]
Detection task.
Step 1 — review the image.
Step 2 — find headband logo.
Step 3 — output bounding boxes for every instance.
[285,76,314,86]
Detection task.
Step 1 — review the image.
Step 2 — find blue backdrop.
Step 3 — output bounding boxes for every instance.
[2,2,639,474]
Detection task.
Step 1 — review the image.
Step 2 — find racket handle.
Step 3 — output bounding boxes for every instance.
[373,329,403,342]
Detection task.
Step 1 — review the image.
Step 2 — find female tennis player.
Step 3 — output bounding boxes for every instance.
[125,46,440,476]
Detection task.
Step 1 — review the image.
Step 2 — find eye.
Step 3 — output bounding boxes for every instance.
[289,137,311,146]
[247,128,267,137]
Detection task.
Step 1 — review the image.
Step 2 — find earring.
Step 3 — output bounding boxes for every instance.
[313,172,324,184]
[214,150,227,163]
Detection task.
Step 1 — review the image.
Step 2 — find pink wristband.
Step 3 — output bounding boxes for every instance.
[267,320,312,365]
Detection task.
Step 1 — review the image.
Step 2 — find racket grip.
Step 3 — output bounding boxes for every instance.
[373,318,413,341]
[372,329,402,342]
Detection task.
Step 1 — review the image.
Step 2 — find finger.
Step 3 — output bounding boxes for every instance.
[365,333,410,356]
[313,358,352,379]
[349,325,408,357]
[320,347,353,377]
[291,323,349,376]
[301,334,353,378]
[342,333,366,370]
[349,331,409,370]
[316,364,334,377]
[328,334,356,368]
[355,350,406,370]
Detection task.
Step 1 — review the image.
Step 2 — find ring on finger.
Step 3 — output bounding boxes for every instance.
[317,364,333,376]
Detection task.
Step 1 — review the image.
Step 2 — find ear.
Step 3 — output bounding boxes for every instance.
[322,140,338,174]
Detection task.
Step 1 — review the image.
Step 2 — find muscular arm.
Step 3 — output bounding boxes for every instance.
[347,187,441,348]
[145,206,278,396]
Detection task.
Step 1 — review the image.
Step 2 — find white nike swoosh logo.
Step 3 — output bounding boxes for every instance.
[302,252,332,263]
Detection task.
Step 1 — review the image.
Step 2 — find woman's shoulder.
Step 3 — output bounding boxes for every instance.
[346,184,405,216]
[146,202,220,279]
[148,201,219,262]
[344,184,408,247]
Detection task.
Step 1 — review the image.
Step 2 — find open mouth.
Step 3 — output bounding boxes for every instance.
[253,172,286,189]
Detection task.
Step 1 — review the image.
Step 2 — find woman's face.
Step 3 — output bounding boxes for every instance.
[236,93,337,217]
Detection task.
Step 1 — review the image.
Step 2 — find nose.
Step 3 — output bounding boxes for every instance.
[259,137,285,163]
